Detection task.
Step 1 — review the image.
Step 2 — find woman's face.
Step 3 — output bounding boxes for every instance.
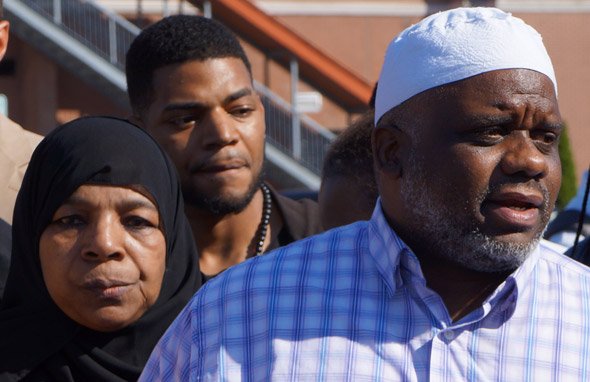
[39,185,166,332]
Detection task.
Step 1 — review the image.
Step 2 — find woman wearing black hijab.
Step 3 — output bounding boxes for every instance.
[0,117,201,381]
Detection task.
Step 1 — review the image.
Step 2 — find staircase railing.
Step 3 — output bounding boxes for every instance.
[16,0,140,70]
[8,0,335,184]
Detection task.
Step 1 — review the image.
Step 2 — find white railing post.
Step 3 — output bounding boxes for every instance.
[136,0,143,21]
[53,0,61,24]
[290,58,301,160]
[162,0,170,17]
[203,1,212,18]
[108,18,117,64]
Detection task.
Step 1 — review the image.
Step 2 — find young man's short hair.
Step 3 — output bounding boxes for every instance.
[125,15,252,115]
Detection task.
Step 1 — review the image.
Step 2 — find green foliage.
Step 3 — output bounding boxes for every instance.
[557,123,577,209]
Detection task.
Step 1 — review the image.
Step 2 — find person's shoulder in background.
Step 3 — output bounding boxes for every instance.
[0,114,43,224]
[271,185,323,244]
[564,236,590,267]
[0,115,43,302]
[0,218,11,301]
[545,170,590,248]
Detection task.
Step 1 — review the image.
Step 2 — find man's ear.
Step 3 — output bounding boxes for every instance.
[372,124,408,179]
[0,21,10,61]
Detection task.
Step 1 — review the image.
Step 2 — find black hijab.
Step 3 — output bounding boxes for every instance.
[0,117,201,381]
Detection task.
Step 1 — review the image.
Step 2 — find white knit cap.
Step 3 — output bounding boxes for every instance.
[374,7,557,125]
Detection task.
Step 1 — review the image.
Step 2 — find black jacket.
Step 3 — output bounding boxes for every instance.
[200,184,323,283]
[267,185,322,250]
[565,236,590,267]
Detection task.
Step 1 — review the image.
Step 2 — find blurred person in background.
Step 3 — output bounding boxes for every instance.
[561,166,590,265]
[125,15,321,283]
[545,169,590,247]
[319,110,377,229]
[566,236,590,266]
[0,0,43,299]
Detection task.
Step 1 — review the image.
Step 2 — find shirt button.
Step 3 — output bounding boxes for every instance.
[443,330,455,340]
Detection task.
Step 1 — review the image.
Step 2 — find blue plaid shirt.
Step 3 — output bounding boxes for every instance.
[141,202,590,381]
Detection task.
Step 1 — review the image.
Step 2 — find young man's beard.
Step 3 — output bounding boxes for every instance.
[399,152,551,273]
[183,170,265,216]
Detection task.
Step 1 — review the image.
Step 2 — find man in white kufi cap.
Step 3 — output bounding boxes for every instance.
[141,8,590,381]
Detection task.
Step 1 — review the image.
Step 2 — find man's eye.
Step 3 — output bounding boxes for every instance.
[231,107,253,118]
[482,127,505,137]
[531,129,560,146]
[469,127,506,145]
[542,132,559,144]
[170,116,197,129]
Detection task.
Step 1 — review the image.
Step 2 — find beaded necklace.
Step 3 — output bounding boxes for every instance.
[252,183,272,257]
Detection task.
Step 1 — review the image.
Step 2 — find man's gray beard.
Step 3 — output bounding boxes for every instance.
[400,153,546,273]
[183,172,263,216]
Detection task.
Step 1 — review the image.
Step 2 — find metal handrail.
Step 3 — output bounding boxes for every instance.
[255,81,335,174]
[17,0,140,70]
[254,81,335,141]
[11,0,335,179]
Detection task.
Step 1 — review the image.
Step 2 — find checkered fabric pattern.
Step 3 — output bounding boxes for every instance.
[140,202,590,381]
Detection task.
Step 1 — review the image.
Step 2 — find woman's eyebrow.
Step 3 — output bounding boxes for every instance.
[117,198,158,212]
[60,195,158,211]
[59,195,91,208]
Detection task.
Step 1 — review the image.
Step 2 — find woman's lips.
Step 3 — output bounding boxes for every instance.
[83,279,133,300]
[94,285,131,299]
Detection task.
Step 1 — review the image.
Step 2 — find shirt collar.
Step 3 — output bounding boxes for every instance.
[453,247,542,326]
[367,197,542,321]
[368,199,410,297]
[489,242,541,315]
